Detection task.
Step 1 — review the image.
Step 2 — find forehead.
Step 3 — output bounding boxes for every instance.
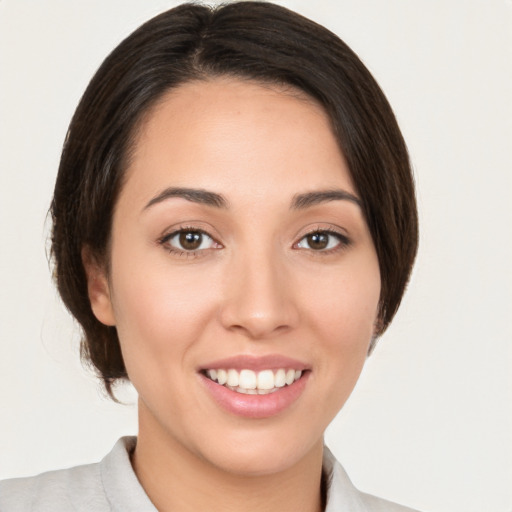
[122,77,356,206]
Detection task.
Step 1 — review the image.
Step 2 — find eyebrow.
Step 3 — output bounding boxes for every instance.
[291,189,362,209]
[143,186,361,212]
[144,187,228,211]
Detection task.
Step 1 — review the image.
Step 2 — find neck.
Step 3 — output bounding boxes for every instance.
[132,405,325,512]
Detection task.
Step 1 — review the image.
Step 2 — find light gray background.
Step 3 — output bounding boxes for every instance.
[0,1,511,511]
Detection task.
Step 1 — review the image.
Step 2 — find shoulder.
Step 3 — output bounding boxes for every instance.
[323,446,422,512]
[0,437,155,512]
[358,491,421,512]
[0,461,108,512]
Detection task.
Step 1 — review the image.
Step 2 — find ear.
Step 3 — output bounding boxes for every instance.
[82,247,116,326]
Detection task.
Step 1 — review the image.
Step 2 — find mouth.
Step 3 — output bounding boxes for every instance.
[202,368,304,395]
[199,355,310,418]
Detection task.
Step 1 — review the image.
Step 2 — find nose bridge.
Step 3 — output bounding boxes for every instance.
[220,242,298,338]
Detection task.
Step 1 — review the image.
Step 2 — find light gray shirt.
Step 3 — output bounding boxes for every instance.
[0,437,420,511]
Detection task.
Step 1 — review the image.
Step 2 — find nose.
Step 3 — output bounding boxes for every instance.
[219,248,299,339]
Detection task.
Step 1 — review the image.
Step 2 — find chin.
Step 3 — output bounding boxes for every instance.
[192,426,324,477]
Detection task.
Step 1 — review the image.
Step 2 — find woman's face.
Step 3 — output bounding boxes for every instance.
[90,78,381,476]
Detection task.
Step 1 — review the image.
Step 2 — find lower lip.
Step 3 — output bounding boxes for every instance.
[200,372,309,419]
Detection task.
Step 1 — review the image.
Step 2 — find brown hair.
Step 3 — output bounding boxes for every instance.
[51,1,418,396]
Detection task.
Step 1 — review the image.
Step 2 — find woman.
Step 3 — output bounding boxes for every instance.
[0,2,419,511]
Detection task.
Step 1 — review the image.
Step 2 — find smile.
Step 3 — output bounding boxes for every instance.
[205,368,303,395]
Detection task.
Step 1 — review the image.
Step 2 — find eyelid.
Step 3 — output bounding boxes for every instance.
[294,223,350,241]
[158,221,221,243]
[167,230,215,249]
[158,224,223,257]
[293,225,352,252]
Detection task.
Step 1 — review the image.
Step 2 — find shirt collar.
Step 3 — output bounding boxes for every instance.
[100,437,157,511]
[323,445,369,512]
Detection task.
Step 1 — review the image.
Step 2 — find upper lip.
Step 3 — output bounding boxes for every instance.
[199,354,309,372]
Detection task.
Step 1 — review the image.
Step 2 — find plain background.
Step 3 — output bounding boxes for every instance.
[0,1,511,511]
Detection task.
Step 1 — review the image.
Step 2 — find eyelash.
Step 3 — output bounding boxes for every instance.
[158,226,351,258]
[158,226,221,258]
[294,228,351,254]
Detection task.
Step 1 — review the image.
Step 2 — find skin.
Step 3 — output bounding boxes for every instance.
[86,78,381,512]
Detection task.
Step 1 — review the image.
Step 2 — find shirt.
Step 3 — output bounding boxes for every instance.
[0,437,420,511]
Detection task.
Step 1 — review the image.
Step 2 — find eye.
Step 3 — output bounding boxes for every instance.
[161,229,219,253]
[295,230,348,251]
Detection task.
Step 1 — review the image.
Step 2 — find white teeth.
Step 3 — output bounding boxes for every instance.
[239,369,257,389]
[217,369,227,385]
[205,367,304,394]
[274,369,286,388]
[285,369,295,385]
[257,369,274,390]
[227,369,239,387]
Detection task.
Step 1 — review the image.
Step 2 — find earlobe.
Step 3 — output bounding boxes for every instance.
[81,247,116,326]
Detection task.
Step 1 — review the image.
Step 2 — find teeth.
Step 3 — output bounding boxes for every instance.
[257,369,274,390]
[239,369,257,389]
[274,369,286,388]
[217,369,227,385]
[227,369,239,387]
[205,367,304,394]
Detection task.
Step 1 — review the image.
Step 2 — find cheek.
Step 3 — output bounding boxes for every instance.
[304,257,381,347]
[293,261,380,429]
[108,255,222,369]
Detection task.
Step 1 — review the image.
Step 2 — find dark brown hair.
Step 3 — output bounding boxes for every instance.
[51,1,418,396]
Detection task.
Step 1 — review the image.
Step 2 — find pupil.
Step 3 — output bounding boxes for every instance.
[308,232,328,250]
[179,231,202,250]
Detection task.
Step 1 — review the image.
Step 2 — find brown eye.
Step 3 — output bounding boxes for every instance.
[296,230,347,251]
[179,231,203,250]
[306,232,329,250]
[164,229,217,252]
